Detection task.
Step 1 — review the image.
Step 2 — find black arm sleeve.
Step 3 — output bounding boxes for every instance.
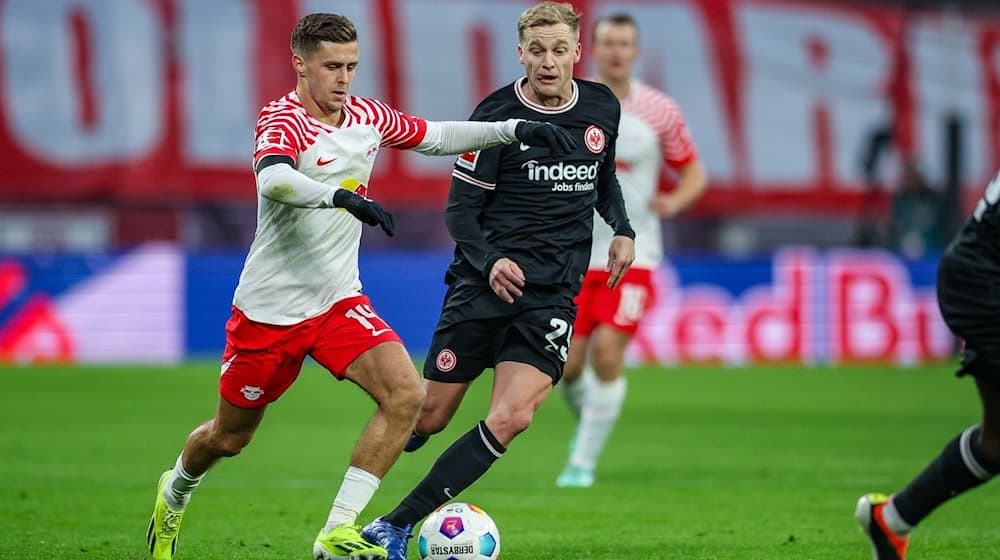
[253,154,295,173]
[445,178,504,278]
[594,126,635,239]
[254,154,295,174]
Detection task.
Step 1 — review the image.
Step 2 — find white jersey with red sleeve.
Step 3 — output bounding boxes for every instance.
[588,80,698,270]
[233,91,427,325]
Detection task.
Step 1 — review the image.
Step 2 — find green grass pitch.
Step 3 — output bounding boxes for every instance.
[2,361,998,559]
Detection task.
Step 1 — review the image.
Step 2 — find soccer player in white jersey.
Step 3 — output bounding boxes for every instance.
[555,13,708,488]
[145,13,575,560]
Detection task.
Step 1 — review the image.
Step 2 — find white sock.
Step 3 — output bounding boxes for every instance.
[883,498,914,536]
[163,453,204,511]
[323,466,381,532]
[560,368,593,418]
[570,376,627,471]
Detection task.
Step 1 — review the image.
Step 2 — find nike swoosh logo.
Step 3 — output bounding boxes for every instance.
[316,156,337,166]
[370,328,392,337]
[519,143,530,151]
[444,487,454,499]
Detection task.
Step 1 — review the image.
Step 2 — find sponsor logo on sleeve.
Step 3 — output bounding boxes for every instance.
[456,151,480,171]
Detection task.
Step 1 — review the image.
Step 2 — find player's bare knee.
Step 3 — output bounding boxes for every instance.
[392,382,425,420]
[415,396,454,434]
[487,409,533,442]
[561,361,583,383]
[591,331,626,375]
[592,357,619,380]
[371,369,423,420]
[415,412,448,435]
[212,429,253,457]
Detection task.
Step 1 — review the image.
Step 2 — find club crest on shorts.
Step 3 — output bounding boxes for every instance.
[240,385,264,401]
[584,125,605,153]
[436,348,457,372]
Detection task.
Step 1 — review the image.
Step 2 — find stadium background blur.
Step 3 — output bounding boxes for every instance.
[5,0,1000,366]
[4,1,1000,559]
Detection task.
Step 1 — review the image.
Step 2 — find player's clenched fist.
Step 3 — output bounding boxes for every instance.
[333,188,396,237]
[489,257,526,303]
[514,121,577,155]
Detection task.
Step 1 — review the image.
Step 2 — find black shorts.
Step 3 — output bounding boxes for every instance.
[937,253,1000,381]
[424,286,577,384]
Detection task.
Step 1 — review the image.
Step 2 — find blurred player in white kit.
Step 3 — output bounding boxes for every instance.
[556,12,708,488]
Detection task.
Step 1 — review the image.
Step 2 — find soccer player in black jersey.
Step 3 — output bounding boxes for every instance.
[855,170,1000,560]
[361,3,635,558]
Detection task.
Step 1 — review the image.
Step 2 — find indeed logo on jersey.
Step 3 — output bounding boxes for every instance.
[521,160,598,192]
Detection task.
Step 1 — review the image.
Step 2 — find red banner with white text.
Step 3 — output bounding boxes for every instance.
[1,0,999,214]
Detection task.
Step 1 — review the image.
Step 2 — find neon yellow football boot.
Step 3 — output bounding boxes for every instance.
[146,470,185,560]
[313,523,388,560]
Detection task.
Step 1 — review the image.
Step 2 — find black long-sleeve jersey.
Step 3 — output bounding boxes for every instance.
[947,170,1000,268]
[444,77,634,294]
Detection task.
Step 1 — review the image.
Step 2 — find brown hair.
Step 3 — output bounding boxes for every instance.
[593,13,638,42]
[290,13,357,56]
[517,2,581,44]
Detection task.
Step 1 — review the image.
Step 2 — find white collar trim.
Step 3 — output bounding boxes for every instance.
[513,77,579,114]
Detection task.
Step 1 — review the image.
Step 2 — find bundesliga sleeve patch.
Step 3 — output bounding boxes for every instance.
[456,150,480,171]
[256,128,292,152]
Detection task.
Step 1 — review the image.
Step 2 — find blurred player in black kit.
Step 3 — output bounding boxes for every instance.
[855,169,1000,560]
[359,3,635,559]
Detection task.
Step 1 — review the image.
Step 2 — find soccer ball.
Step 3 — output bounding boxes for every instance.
[417,502,501,560]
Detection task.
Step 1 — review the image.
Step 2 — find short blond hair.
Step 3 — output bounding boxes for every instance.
[517,2,581,44]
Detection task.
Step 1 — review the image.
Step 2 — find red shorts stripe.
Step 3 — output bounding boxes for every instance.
[218,295,402,408]
[573,268,656,337]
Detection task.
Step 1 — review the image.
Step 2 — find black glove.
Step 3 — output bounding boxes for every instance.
[514,121,577,155]
[332,188,395,237]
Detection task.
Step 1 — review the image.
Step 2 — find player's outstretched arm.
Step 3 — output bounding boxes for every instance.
[255,155,395,236]
[411,120,576,157]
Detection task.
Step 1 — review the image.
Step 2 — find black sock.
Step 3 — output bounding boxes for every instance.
[384,421,506,527]
[893,425,1000,526]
